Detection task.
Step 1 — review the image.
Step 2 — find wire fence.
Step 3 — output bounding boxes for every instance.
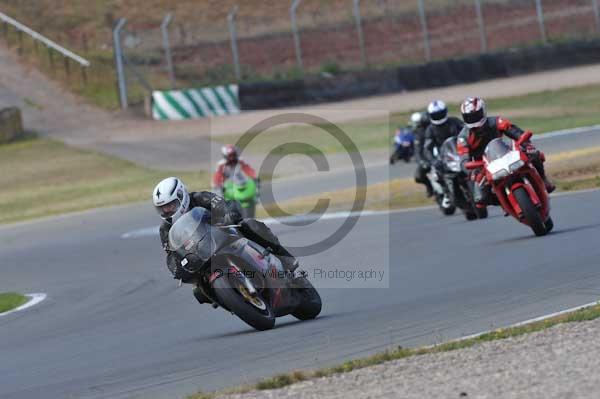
[111,0,600,108]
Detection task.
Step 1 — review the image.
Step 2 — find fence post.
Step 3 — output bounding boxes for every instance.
[535,0,547,44]
[417,0,431,61]
[47,47,54,71]
[81,65,87,86]
[474,0,487,52]
[161,13,176,89]
[113,18,128,110]
[228,6,241,81]
[17,29,23,53]
[353,0,367,67]
[64,57,70,77]
[291,0,304,74]
[593,0,600,32]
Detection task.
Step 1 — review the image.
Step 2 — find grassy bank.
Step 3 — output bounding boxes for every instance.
[218,84,600,156]
[0,292,28,314]
[0,137,208,224]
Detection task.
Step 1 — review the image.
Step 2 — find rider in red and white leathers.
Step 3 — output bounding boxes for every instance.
[457,97,555,207]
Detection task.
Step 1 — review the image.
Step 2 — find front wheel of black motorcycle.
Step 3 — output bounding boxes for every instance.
[213,276,275,331]
[475,206,488,219]
[440,204,456,216]
[291,278,322,321]
[464,210,478,221]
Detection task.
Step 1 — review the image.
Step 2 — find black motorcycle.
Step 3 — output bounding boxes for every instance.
[440,137,488,221]
[169,207,322,331]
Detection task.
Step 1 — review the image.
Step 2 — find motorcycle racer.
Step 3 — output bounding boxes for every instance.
[153,177,299,303]
[410,111,434,197]
[423,100,464,171]
[457,97,555,207]
[213,144,257,195]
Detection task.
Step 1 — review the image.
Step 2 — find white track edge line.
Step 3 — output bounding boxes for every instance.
[450,300,600,345]
[0,293,47,317]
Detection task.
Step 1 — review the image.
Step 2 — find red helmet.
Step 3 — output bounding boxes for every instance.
[221,144,239,163]
[460,97,487,129]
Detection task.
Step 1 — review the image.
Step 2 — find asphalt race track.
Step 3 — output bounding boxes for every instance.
[1,128,600,399]
[2,182,600,398]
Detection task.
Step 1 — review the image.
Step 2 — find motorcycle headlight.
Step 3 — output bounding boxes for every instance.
[509,160,525,171]
[492,169,509,181]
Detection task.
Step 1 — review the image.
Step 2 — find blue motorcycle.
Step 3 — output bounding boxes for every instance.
[390,127,415,164]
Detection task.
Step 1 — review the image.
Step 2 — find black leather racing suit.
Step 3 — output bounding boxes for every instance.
[159,191,297,285]
[413,122,433,195]
[424,117,464,196]
[423,117,464,164]
[457,116,549,205]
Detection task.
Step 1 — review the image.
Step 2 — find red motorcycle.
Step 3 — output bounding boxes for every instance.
[465,131,553,236]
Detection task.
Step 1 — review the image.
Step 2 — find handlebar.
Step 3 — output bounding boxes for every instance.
[516,130,533,147]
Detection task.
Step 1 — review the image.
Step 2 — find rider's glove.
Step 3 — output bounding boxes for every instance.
[521,142,537,155]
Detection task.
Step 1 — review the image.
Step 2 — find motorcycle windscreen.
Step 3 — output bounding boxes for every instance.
[168,207,216,262]
[483,138,512,162]
[440,137,461,172]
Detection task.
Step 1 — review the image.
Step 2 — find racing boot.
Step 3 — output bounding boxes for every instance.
[531,153,555,193]
[543,177,556,194]
[424,180,434,198]
[279,255,299,273]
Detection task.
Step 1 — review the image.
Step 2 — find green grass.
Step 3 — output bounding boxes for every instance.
[217,84,600,156]
[188,301,600,398]
[0,137,209,224]
[0,292,28,313]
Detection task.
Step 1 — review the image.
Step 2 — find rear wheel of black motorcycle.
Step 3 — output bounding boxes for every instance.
[213,276,275,331]
[291,278,322,321]
[514,187,547,237]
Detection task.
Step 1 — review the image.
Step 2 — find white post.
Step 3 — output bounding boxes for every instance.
[113,18,128,110]
[417,0,431,61]
[353,0,367,67]
[291,0,304,73]
[161,13,175,88]
[228,6,241,81]
[535,0,547,44]
[475,0,487,52]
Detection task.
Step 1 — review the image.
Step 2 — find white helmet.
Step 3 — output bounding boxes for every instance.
[410,112,423,128]
[152,177,190,224]
[427,100,448,125]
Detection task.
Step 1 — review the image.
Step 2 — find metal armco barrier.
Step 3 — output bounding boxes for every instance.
[151,85,240,120]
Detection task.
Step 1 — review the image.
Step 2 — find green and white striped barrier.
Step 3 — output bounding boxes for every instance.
[152,85,240,120]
